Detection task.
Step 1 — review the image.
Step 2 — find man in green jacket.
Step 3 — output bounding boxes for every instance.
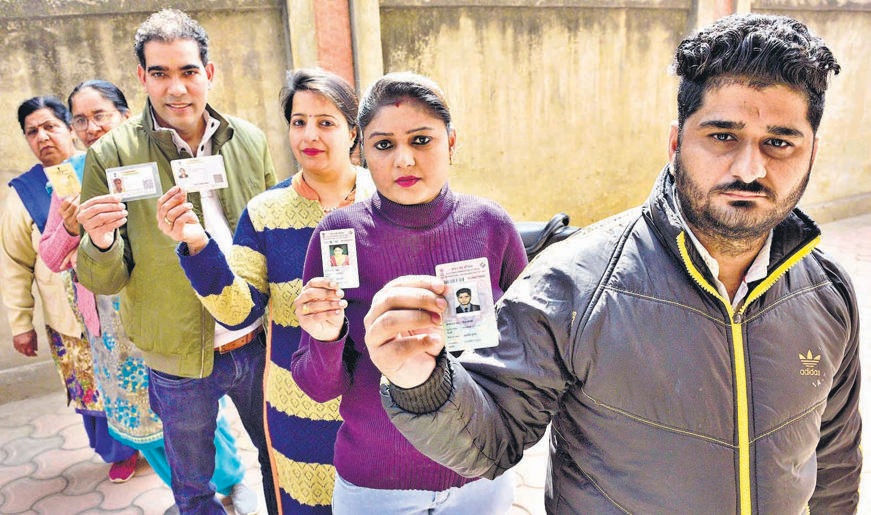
[76,9,276,515]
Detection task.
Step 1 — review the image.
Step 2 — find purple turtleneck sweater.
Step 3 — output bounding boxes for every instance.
[291,186,527,491]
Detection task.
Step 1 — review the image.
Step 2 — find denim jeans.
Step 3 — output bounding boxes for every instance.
[332,471,515,514]
[148,333,276,514]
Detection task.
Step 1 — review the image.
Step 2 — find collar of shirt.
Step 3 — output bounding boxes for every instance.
[673,187,772,309]
[149,107,221,157]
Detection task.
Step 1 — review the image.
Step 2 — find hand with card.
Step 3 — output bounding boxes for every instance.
[58,195,81,236]
[77,194,128,250]
[156,186,208,254]
[294,278,348,342]
[364,275,449,388]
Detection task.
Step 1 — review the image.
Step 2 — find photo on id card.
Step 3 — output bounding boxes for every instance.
[320,228,359,288]
[171,155,228,193]
[435,257,498,353]
[106,162,162,201]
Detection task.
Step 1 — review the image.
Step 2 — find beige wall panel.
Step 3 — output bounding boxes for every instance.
[379,6,688,225]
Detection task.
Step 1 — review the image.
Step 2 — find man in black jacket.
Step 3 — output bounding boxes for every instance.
[363,13,861,514]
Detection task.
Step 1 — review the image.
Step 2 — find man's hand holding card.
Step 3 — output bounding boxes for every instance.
[156,186,207,254]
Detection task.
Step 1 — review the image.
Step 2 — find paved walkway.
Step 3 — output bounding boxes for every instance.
[0,214,868,514]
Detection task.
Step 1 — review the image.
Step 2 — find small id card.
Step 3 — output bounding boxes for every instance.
[320,228,359,288]
[171,155,228,193]
[44,163,80,197]
[435,257,498,352]
[106,162,162,201]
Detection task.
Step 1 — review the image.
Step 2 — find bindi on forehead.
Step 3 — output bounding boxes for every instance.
[393,100,402,108]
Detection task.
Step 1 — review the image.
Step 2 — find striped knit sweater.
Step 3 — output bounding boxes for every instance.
[178,168,375,513]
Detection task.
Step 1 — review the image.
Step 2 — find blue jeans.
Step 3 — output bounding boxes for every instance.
[148,333,276,515]
[332,471,515,514]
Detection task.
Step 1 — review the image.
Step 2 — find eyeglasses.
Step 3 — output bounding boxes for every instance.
[71,111,118,131]
[24,120,68,139]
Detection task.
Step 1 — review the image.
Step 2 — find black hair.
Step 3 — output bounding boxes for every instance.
[456,287,472,297]
[358,71,451,134]
[17,96,71,132]
[280,68,360,154]
[68,80,130,115]
[674,13,839,133]
[134,8,209,68]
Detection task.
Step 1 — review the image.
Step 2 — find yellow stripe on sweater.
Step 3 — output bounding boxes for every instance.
[248,187,323,232]
[200,277,256,327]
[229,244,268,293]
[270,279,303,327]
[266,364,342,422]
[274,450,336,507]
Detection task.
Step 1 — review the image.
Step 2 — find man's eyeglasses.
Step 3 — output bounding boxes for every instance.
[71,111,118,131]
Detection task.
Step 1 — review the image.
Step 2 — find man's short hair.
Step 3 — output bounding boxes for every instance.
[674,13,839,133]
[456,288,471,297]
[134,8,209,68]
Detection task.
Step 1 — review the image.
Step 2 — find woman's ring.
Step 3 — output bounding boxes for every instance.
[164,216,172,225]
[303,303,309,314]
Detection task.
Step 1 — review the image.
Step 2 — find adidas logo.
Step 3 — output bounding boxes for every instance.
[799,350,821,376]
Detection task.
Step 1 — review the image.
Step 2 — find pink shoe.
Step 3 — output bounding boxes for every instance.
[108,453,138,483]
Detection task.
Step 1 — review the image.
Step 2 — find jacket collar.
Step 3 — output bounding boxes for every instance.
[141,99,234,157]
[643,165,822,281]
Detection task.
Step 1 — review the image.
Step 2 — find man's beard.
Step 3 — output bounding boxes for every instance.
[673,151,810,252]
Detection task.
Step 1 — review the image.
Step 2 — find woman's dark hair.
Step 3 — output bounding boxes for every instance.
[17,96,71,132]
[358,72,451,134]
[674,13,839,133]
[280,68,360,154]
[68,80,130,115]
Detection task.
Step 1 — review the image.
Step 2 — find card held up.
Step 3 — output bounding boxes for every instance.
[320,228,359,289]
[106,162,162,201]
[171,155,228,193]
[45,163,81,197]
[435,257,498,352]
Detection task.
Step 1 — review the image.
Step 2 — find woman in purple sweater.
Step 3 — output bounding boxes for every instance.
[291,72,528,513]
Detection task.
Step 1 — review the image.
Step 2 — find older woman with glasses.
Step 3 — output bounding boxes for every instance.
[35,81,259,511]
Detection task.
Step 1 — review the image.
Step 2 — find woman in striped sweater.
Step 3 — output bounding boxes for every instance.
[165,68,376,513]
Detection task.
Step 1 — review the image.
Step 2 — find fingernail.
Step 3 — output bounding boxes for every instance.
[339,300,348,308]
[336,289,344,298]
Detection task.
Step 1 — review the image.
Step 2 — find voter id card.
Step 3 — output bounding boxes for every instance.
[435,257,498,352]
[44,162,80,197]
[171,155,228,193]
[320,228,359,289]
[106,162,161,201]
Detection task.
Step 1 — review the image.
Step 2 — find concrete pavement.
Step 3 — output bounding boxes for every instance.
[0,213,868,514]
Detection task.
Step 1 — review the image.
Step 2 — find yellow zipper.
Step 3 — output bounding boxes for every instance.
[676,231,819,514]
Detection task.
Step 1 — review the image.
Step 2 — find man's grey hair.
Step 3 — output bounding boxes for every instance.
[134,8,209,68]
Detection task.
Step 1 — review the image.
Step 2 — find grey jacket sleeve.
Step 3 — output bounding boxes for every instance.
[383,262,579,479]
[809,256,862,513]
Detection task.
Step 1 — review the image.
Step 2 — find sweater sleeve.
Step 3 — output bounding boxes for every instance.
[177,209,270,330]
[809,259,862,512]
[0,190,38,335]
[290,222,354,402]
[38,193,80,273]
[497,211,529,292]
